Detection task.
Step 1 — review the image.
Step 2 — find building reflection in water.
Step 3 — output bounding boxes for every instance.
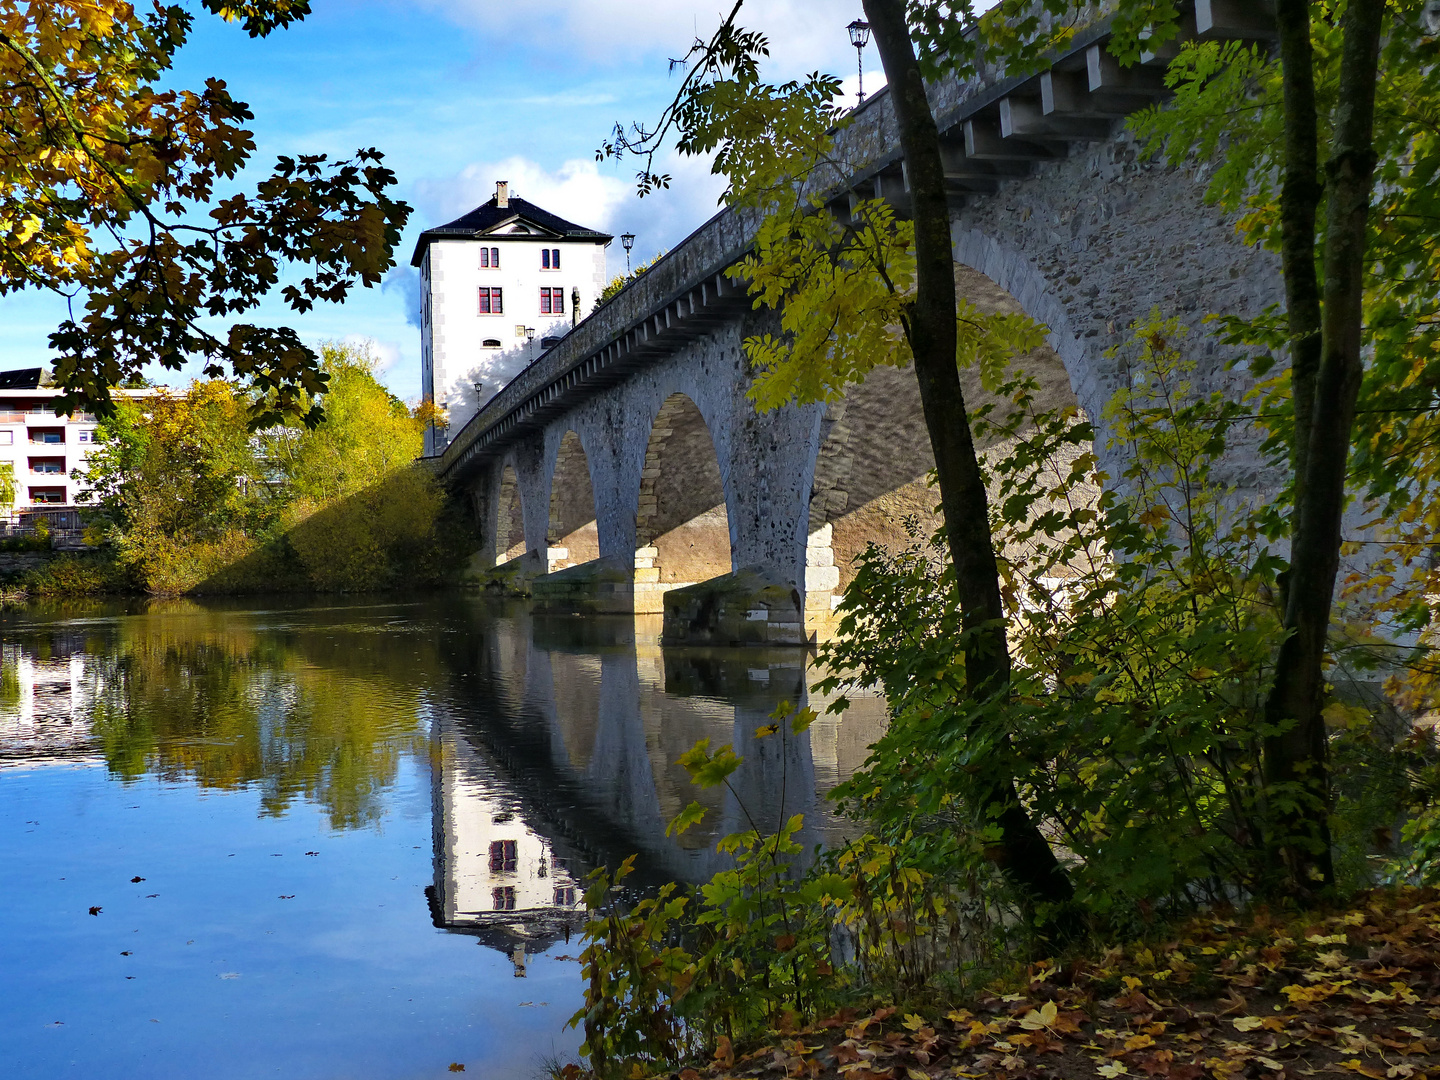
[0,636,102,765]
[426,608,888,969]
[427,718,588,976]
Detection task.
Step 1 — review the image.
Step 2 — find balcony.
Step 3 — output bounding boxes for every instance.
[0,410,98,424]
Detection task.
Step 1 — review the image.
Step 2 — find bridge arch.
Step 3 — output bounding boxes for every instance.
[804,260,1091,606]
[633,392,734,609]
[546,431,599,572]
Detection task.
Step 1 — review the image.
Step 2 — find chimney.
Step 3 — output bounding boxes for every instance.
[495,180,509,208]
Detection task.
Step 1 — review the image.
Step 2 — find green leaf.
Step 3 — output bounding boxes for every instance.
[667,800,708,837]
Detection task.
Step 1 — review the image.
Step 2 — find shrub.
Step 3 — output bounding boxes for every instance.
[286,466,447,591]
[23,552,130,596]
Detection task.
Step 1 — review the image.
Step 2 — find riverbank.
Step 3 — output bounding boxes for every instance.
[0,477,473,601]
[560,888,1440,1080]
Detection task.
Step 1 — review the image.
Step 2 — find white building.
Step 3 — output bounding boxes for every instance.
[412,181,612,455]
[0,369,155,520]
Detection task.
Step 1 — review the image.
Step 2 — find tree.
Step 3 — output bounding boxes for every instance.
[1110,0,1400,895]
[0,1,410,427]
[603,0,1074,917]
[608,0,1428,903]
[265,340,424,504]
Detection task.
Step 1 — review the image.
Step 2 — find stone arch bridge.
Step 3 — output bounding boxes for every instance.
[431,0,1282,645]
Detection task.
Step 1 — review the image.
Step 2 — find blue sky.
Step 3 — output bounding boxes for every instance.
[0,0,880,403]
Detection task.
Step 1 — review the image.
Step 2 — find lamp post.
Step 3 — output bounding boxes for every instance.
[848,19,870,106]
[620,232,635,273]
[525,326,536,359]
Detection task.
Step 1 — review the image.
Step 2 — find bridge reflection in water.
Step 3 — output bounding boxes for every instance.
[426,605,887,971]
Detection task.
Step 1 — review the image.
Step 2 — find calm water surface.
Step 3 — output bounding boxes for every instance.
[0,595,884,1079]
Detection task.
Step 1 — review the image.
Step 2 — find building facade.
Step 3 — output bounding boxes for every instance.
[412,181,612,455]
[0,370,156,520]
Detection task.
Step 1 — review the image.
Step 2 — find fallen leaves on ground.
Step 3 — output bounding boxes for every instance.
[595,888,1440,1080]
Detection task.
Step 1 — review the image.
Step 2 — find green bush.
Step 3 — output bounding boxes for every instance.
[23,552,130,596]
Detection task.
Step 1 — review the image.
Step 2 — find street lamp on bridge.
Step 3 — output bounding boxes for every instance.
[848,19,870,106]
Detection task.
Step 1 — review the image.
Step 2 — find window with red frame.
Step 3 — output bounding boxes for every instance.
[539,287,564,315]
[478,287,503,314]
[488,839,517,873]
[541,248,561,270]
[481,246,499,268]
[492,886,516,911]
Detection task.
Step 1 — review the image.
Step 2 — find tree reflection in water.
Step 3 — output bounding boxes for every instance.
[83,602,432,830]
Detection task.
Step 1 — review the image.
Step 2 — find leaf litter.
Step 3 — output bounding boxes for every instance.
[564,889,1440,1080]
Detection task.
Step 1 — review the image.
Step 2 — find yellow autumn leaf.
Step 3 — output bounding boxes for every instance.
[1019,1002,1059,1030]
[1231,1016,1265,1032]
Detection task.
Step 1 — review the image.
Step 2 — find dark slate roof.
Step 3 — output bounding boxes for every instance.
[0,368,42,390]
[410,196,611,266]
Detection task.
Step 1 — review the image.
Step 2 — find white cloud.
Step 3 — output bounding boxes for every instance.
[600,148,729,276]
[418,0,870,79]
[382,265,423,328]
[414,156,632,234]
[345,335,403,375]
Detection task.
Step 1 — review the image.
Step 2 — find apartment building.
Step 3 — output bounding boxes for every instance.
[0,367,154,516]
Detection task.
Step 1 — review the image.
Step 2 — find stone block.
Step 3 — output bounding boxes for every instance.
[634,567,660,583]
[662,565,807,647]
[805,546,834,567]
[804,588,834,609]
[805,564,840,591]
[807,523,833,545]
[531,556,637,615]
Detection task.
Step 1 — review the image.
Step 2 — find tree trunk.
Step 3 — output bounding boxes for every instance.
[1263,0,1386,895]
[863,0,1073,916]
[1273,0,1323,488]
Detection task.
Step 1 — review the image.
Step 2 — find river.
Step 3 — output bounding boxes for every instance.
[0,595,886,1079]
